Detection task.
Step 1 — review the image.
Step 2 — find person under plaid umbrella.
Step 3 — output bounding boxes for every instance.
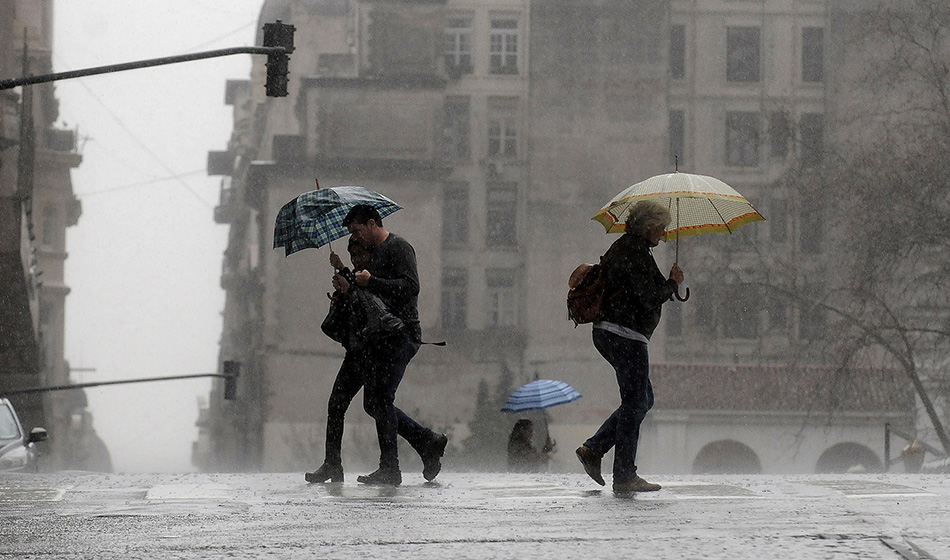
[273,181,402,256]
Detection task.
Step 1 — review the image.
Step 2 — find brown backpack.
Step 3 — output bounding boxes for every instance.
[566,256,609,326]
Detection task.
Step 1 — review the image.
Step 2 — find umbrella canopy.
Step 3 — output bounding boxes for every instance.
[502,379,582,413]
[273,185,401,256]
[592,171,765,242]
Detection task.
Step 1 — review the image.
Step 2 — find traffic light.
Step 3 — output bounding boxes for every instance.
[263,20,295,97]
[223,360,241,401]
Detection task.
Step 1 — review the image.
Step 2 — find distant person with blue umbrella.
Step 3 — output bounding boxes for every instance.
[502,379,579,472]
[507,419,556,473]
[575,200,684,493]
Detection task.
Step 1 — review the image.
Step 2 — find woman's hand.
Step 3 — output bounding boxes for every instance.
[332,273,350,294]
[329,251,344,270]
[670,263,684,285]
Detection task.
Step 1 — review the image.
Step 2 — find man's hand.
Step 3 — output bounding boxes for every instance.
[329,251,344,271]
[355,269,371,287]
[670,263,685,285]
[332,273,350,294]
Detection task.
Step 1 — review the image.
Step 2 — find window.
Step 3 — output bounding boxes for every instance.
[799,299,825,340]
[41,206,57,247]
[766,300,787,333]
[486,268,517,327]
[727,27,760,82]
[694,283,718,335]
[442,96,470,160]
[799,206,822,254]
[441,268,468,329]
[733,218,758,251]
[669,110,685,166]
[488,97,519,158]
[666,302,683,337]
[489,18,519,74]
[670,25,686,79]
[802,27,824,83]
[769,199,787,243]
[486,182,518,248]
[770,111,790,158]
[442,183,469,246]
[726,112,759,167]
[799,113,824,167]
[722,284,759,339]
[444,17,473,73]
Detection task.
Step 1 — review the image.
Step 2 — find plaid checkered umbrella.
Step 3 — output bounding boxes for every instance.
[273,185,402,257]
[502,380,582,413]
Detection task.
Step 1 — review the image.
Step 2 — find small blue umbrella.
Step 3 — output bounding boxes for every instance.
[273,183,402,257]
[502,379,582,413]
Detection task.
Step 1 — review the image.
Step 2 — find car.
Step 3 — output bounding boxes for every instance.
[0,398,48,473]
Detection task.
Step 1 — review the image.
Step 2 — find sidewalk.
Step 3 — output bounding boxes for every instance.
[1,472,948,559]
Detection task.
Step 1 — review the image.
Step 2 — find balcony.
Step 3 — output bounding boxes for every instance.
[213,179,240,224]
[45,128,76,152]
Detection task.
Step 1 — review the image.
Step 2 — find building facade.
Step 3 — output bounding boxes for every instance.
[0,0,110,471]
[198,0,916,475]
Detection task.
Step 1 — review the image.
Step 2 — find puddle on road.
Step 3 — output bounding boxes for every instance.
[0,487,64,501]
[805,480,935,498]
[656,483,760,499]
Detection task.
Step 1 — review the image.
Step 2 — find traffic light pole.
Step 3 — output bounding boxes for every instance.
[1,361,241,400]
[0,46,288,90]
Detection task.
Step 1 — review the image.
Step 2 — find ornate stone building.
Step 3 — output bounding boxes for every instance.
[0,0,110,471]
[198,0,916,474]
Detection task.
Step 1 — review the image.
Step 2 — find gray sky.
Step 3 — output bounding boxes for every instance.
[54,2,262,472]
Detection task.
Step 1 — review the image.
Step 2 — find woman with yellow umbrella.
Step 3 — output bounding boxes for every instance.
[576,171,764,492]
[575,200,683,493]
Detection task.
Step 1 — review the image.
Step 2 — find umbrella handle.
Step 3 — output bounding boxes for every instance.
[675,285,690,302]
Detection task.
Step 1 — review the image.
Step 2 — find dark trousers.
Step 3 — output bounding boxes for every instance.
[323,351,364,466]
[362,332,433,471]
[323,346,429,467]
[584,328,654,482]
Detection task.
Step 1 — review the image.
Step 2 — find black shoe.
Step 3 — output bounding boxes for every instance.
[576,445,605,486]
[305,462,343,483]
[357,468,402,486]
[422,433,448,481]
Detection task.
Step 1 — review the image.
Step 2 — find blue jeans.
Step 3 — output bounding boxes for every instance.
[584,328,654,482]
[362,332,433,471]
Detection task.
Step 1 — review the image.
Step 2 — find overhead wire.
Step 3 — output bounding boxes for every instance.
[50,17,259,207]
[77,169,206,198]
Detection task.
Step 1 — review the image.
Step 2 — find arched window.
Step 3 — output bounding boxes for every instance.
[815,443,881,473]
[692,440,762,474]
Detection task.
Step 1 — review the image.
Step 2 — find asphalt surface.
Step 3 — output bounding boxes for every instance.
[1,472,948,559]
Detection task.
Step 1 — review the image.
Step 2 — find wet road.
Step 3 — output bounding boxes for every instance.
[1,472,948,559]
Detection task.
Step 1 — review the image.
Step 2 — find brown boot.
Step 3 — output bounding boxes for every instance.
[612,476,661,493]
[575,445,605,486]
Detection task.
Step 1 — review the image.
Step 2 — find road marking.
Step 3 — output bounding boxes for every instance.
[0,487,64,501]
[145,484,233,501]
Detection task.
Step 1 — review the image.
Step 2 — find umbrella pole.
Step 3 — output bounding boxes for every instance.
[674,198,690,302]
[675,198,680,265]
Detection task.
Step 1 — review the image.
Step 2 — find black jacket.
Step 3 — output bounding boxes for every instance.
[365,233,422,341]
[598,233,677,339]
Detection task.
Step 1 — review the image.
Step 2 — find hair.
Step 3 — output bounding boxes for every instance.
[342,204,382,228]
[508,419,533,445]
[624,200,672,236]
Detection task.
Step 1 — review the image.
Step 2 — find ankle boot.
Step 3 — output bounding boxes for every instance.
[305,462,344,483]
[356,468,401,486]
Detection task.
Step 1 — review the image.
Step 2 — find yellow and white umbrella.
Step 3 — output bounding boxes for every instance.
[593,171,765,300]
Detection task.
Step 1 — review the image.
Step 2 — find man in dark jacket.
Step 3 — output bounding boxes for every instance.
[575,200,684,493]
[335,204,447,486]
